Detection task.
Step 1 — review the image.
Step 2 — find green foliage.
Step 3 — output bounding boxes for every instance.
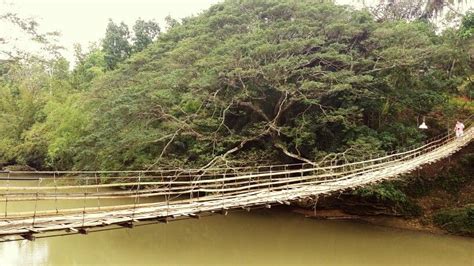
[0,60,50,168]
[438,175,467,194]
[101,18,161,70]
[459,12,474,39]
[72,45,107,90]
[42,95,91,169]
[102,20,132,70]
[132,18,160,53]
[433,205,474,235]
[459,152,474,168]
[356,182,408,202]
[1,0,473,171]
[355,182,422,216]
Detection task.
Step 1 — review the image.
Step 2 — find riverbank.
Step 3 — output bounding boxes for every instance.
[293,208,447,235]
[293,143,474,237]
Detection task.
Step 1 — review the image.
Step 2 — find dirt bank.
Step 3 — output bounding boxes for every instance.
[293,142,473,236]
[292,208,447,235]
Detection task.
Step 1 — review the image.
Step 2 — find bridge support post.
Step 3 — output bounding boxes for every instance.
[118,222,134,228]
[20,233,36,241]
[189,214,200,219]
[158,217,169,223]
[218,210,228,216]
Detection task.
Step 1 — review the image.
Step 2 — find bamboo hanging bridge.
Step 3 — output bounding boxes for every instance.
[0,125,472,241]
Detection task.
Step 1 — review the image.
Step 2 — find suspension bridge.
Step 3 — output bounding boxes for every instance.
[0,125,472,241]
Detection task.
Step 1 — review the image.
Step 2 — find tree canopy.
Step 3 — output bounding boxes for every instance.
[0,0,472,171]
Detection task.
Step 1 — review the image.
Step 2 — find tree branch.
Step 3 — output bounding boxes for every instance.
[274,142,315,165]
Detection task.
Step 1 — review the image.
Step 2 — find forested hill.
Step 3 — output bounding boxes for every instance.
[0,0,473,171]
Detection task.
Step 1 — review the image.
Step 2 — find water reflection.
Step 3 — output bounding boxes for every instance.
[0,208,472,266]
[1,240,48,266]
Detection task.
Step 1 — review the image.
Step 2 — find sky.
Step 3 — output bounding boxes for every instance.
[1,0,222,63]
[1,0,473,65]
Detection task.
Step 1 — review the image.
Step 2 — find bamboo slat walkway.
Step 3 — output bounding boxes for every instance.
[0,126,472,241]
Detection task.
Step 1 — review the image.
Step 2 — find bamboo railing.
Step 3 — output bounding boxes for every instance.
[0,125,472,240]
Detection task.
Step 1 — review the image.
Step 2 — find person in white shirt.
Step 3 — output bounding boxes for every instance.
[454,121,465,138]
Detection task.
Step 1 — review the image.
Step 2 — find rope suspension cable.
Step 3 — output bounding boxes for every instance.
[5,161,315,176]
[0,149,454,202]
[54,172,58,214]
[31,177,42,231]
[165,172,170,218]
[4,171,10,218]
[95,173,100,211]
[4,120,472,190]
[3,123,465,182]
[81,176,88,229]
[246,169,253,207]
[269,166,273,191]
[188,171,193,202]
[196,170,201,203]
[131,171,142,222]
[284,164,290,200]
[221,172,225,211]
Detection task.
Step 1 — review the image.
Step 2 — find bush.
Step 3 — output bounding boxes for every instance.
[438,175,467,194]
[354,182,422,216]
[433,205,474,235]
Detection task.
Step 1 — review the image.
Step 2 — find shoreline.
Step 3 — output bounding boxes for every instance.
[292,207,461,237]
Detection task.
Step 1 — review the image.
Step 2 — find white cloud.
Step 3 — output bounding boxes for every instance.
[2,0,222,63]
[2,0,473,65]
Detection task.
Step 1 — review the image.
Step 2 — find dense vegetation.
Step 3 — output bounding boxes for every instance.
[315,142,473,235]
[0,0,472,172]
[434,205,474,235]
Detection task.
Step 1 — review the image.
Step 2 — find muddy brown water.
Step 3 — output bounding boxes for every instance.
[1,209,473,265]
[0,178,473,265]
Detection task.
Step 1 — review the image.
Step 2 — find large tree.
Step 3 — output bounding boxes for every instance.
[132,18,160,53]
[370,0,469,21]
[102,19,132,70]
[1,0,471,171]
[67,0,470,170]
[102,19,160,70]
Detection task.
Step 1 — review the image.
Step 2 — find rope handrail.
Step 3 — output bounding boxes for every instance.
[0,126,469,208]
[0,126,458,181]
[0,126,470,195]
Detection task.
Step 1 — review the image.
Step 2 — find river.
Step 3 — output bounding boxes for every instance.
[0,206,473,266]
